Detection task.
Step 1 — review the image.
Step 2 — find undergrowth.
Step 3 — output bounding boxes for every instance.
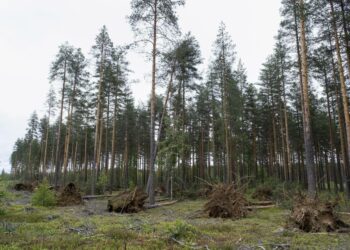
[31,181,56,207]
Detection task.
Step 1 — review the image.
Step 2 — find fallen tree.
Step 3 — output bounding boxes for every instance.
[252,186,273,201]
[107,188,148,213]
[204,184,248,219]
[289,194,349,233]
[57,183,83,206]
[145,200,178,209]
[14,183,34,192]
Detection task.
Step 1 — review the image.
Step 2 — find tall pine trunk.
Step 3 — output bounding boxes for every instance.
[62,75,77,185]
[330,0,350,198]
[43,106,51,179]
[92,44,105,195]
[110,96,118,193]
[54,60,67,186]
[324,71,338,192]
[146,0,158,205]
[340,0,350,77]
[299,0,316,198]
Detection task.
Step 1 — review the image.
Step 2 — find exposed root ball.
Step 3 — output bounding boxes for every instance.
[108,188,148,213]
[57,183,83,206]
[204,184,248,219]
[289,195,349,232]
[14,183,34,192]
[252,186,273,201]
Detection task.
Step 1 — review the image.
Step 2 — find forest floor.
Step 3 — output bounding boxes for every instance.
[1,181,350,250]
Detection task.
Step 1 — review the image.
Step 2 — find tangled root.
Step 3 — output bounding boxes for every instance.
[204,184,248,219]
[57,183,83,206]
[289,194,349,232]
[108,188,148,213]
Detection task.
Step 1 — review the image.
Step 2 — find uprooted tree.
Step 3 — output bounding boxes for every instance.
[107,188,148,213]
[204,184,248,219]
[289,194,349,233]
[57,183,83,206]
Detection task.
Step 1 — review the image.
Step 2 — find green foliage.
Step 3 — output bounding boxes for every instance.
[258,178,302,208]
[96,173,108,194]
[31,181,56,207]
[164,220,197,241]
[128,180,136,190]
[0,181,11,216]
[0,191,6,216]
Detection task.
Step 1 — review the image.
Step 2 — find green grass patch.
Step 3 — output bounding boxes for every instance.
[1,188,350,249]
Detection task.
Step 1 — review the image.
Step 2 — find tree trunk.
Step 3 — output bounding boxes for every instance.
[62,74,77,186]
[330,0,350,198]
[281,56,292,181]
[299,0,316,199]
[73,141,78,174]
[92,44,105,195]
[340,0,350,77]
[54,59,67,187]
[28,140,33,182]
[43,106,51,179]
[110,96,118,193]
[123,123,129,188]
[325,71,338,192]
[105,91,111,174]
[84,127,88,183]
[221,41,232,184]
[97,118,104,176]
[146,0,158,205]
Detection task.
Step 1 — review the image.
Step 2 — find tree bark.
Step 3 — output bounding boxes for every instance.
[324,70,338,192]
[92,43,105,195]
[330,0,350,198]
[146,0,158,205]
[84,127,88,183]
[110,95,118,193]
[62,73,77,186]
[54,59,67,187]
[340,0,350,77]
[43,105,52,179]
[299,0,316,199]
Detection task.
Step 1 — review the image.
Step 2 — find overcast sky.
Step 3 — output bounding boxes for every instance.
[0,0,281,173]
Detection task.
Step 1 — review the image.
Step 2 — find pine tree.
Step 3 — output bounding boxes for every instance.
[91,26,113,194]
[299,0,316,198]
[50,43,74,186]
[129,0,185,204]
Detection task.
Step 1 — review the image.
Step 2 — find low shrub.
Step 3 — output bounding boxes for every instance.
[31,181,56,207]
[0,190,8,216]
[165,220,197,241]
[96,173,108,194]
